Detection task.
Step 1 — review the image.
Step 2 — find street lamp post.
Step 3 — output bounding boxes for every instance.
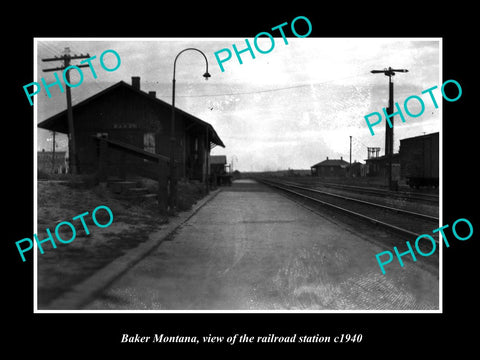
[370,67,408,190]
[169,48,211,214]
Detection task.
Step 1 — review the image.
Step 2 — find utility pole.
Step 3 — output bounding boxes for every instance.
[349,135,352,176]
[370,67,408,190]
[51,130,56,173]
[42,47,90,174]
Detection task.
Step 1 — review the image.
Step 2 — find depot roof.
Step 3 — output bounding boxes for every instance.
[37,79,225,148]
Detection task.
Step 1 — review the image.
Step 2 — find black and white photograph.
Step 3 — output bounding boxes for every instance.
[33,37,441,311]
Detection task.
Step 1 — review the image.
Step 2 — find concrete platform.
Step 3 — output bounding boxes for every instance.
[85,179,439,311]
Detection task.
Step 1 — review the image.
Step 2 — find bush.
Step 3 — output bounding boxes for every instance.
[176,180,205,211]
[38,169,51,180]
[137,177,206,212]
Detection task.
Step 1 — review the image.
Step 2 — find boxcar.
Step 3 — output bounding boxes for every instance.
[399,132,439,188]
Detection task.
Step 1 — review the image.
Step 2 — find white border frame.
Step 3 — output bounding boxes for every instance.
[33,37,443,314]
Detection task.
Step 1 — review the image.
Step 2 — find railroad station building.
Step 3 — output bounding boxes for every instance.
[37,76,225,184]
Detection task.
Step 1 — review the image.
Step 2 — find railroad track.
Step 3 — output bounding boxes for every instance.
[257,178,439,241]
[299,181,439,204]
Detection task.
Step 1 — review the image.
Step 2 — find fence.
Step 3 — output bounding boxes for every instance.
[93,135,171,212]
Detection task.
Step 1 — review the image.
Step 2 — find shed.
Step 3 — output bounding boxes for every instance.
[37,77,225,183]
[209,155,231,186]
[210,155,227,175]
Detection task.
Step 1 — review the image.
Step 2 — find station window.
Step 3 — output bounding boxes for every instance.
[144,133,155,154]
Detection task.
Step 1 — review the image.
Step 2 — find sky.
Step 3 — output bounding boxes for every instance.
[35,38,441,172]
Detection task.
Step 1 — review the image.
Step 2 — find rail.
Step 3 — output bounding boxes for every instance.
[319,182,439,203]
[267,179,438,222]
[257,177,439,241]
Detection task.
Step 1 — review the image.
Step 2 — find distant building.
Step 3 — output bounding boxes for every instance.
[399,132,439,188]
[311,156,349,177]
[37,150,67,174]
[210,155,227,176]
[362,132,438,186]
[364,153,399,178]
[209,155,231,186]
[348,161,366,177]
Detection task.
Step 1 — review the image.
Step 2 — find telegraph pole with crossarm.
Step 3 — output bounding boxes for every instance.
[370,67,408,190]
[42,47,91,174]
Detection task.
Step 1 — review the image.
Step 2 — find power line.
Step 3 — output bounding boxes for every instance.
[184,83,314,97]
[352,137,370,149]
[161,73,371,99]
[38,43,58,58]
[37,43,108,99]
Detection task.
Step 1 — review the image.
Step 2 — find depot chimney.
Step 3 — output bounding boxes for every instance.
[132,76,140,90]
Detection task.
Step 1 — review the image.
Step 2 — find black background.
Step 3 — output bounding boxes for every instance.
[6,4,476,356]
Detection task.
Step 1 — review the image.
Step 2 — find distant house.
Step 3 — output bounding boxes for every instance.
[311,156,349,177]
[37,77,225,183]
[209,155,231,186]
[37,150,67,174]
